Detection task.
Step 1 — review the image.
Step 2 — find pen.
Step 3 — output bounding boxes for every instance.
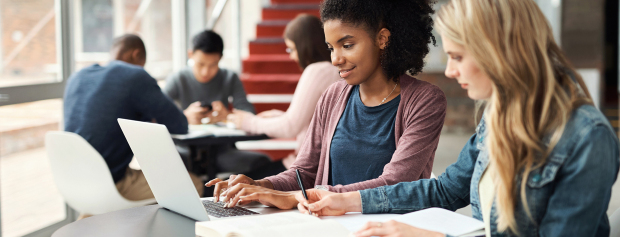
[295,169,312,215]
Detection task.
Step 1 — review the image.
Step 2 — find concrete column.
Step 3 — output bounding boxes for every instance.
[172,0,187,72]
[113,0,125,37]
[186,0,206,49]
[535,0,563,45]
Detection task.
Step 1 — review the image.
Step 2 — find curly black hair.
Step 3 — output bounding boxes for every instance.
[320,0,436,81]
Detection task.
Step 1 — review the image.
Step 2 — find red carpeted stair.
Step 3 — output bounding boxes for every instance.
[239,0,321,161]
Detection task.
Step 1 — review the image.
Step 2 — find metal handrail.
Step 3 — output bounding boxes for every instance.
[127,0,153,32]
[207,0,229,30]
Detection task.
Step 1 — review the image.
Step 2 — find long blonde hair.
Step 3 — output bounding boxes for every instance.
[435,0,592,234]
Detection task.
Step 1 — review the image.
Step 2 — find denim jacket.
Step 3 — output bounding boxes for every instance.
[359,105,619,236]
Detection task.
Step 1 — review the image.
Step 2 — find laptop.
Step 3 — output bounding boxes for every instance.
[117,118,260,221]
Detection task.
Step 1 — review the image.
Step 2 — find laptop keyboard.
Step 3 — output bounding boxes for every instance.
[202,200,259,218]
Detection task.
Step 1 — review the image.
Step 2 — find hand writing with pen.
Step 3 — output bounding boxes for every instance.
[294,189,445,237]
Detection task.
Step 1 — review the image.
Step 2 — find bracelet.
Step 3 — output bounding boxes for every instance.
[314,185,329,191]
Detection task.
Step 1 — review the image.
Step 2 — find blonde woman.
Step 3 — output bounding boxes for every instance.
[295,0,620,236]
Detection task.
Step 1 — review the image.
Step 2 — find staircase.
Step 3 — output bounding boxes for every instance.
[238,0,321,160]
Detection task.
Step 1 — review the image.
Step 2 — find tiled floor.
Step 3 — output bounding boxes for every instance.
[0,135,619,237]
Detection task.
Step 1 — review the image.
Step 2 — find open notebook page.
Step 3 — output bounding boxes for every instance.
[394,208,484,236]
[196,213,321,237]
[233,219,350,237]
[321,212,401,232]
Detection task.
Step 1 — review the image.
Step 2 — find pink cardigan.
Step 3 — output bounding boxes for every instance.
[240,62,341,144]
[265,74,447,192]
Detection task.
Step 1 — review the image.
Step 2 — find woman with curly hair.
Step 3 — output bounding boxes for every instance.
[295,0,619,236]
[206,0,446,209]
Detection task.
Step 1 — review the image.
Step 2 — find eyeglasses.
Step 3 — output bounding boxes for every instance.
[285,48,295,54]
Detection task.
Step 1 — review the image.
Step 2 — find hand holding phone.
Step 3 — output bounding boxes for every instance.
[207,101,229,124]
[184,101,210,124]
[200,101,213,111]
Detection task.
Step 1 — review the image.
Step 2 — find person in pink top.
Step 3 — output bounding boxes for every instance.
[230,14,341,169]
[206,0,446,210]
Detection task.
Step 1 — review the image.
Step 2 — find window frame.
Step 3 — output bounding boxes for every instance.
[0,0,74,106]
[0,0,203,235]
[3,0,78,234]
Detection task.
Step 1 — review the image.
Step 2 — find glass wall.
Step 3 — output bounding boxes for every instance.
[73,0,173,80]
[0,1,67,236]
[0,0,60,88]
[0,1,176,236]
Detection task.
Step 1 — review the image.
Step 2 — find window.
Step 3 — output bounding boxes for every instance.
[81,0,114,53]
[73,0,174,80]
[0,1,204,235]
[1,2,68,236]
[0,0,61,88]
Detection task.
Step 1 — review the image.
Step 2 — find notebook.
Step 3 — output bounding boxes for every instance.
[195,208,485,237]
[195,212,350,237]
[392,208,484,237]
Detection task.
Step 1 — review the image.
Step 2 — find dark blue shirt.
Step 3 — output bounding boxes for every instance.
[329,85,400,186]
[64,61,188,183]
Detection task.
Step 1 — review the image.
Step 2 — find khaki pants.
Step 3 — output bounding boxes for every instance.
[115,168,205,201]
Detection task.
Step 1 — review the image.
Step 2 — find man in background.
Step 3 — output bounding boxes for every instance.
[164,30,284,180]
[64,34,203,207]
[164,30,254,124]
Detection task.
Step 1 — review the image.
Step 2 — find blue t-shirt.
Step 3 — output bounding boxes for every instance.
[63,61,188,183]
[329,85,400,186]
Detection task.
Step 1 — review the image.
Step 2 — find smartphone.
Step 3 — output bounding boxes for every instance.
[200,101,213,111]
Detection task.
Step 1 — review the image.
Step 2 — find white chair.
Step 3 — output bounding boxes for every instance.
[45,131,155,215]
[611,207,620,237]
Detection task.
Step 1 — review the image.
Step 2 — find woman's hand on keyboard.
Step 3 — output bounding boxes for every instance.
[224,183,299,210]
[205,174,256,202]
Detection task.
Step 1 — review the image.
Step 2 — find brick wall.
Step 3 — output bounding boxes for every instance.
[562,0,605,69]
[1,0,57,78]
[418,73,477,134]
